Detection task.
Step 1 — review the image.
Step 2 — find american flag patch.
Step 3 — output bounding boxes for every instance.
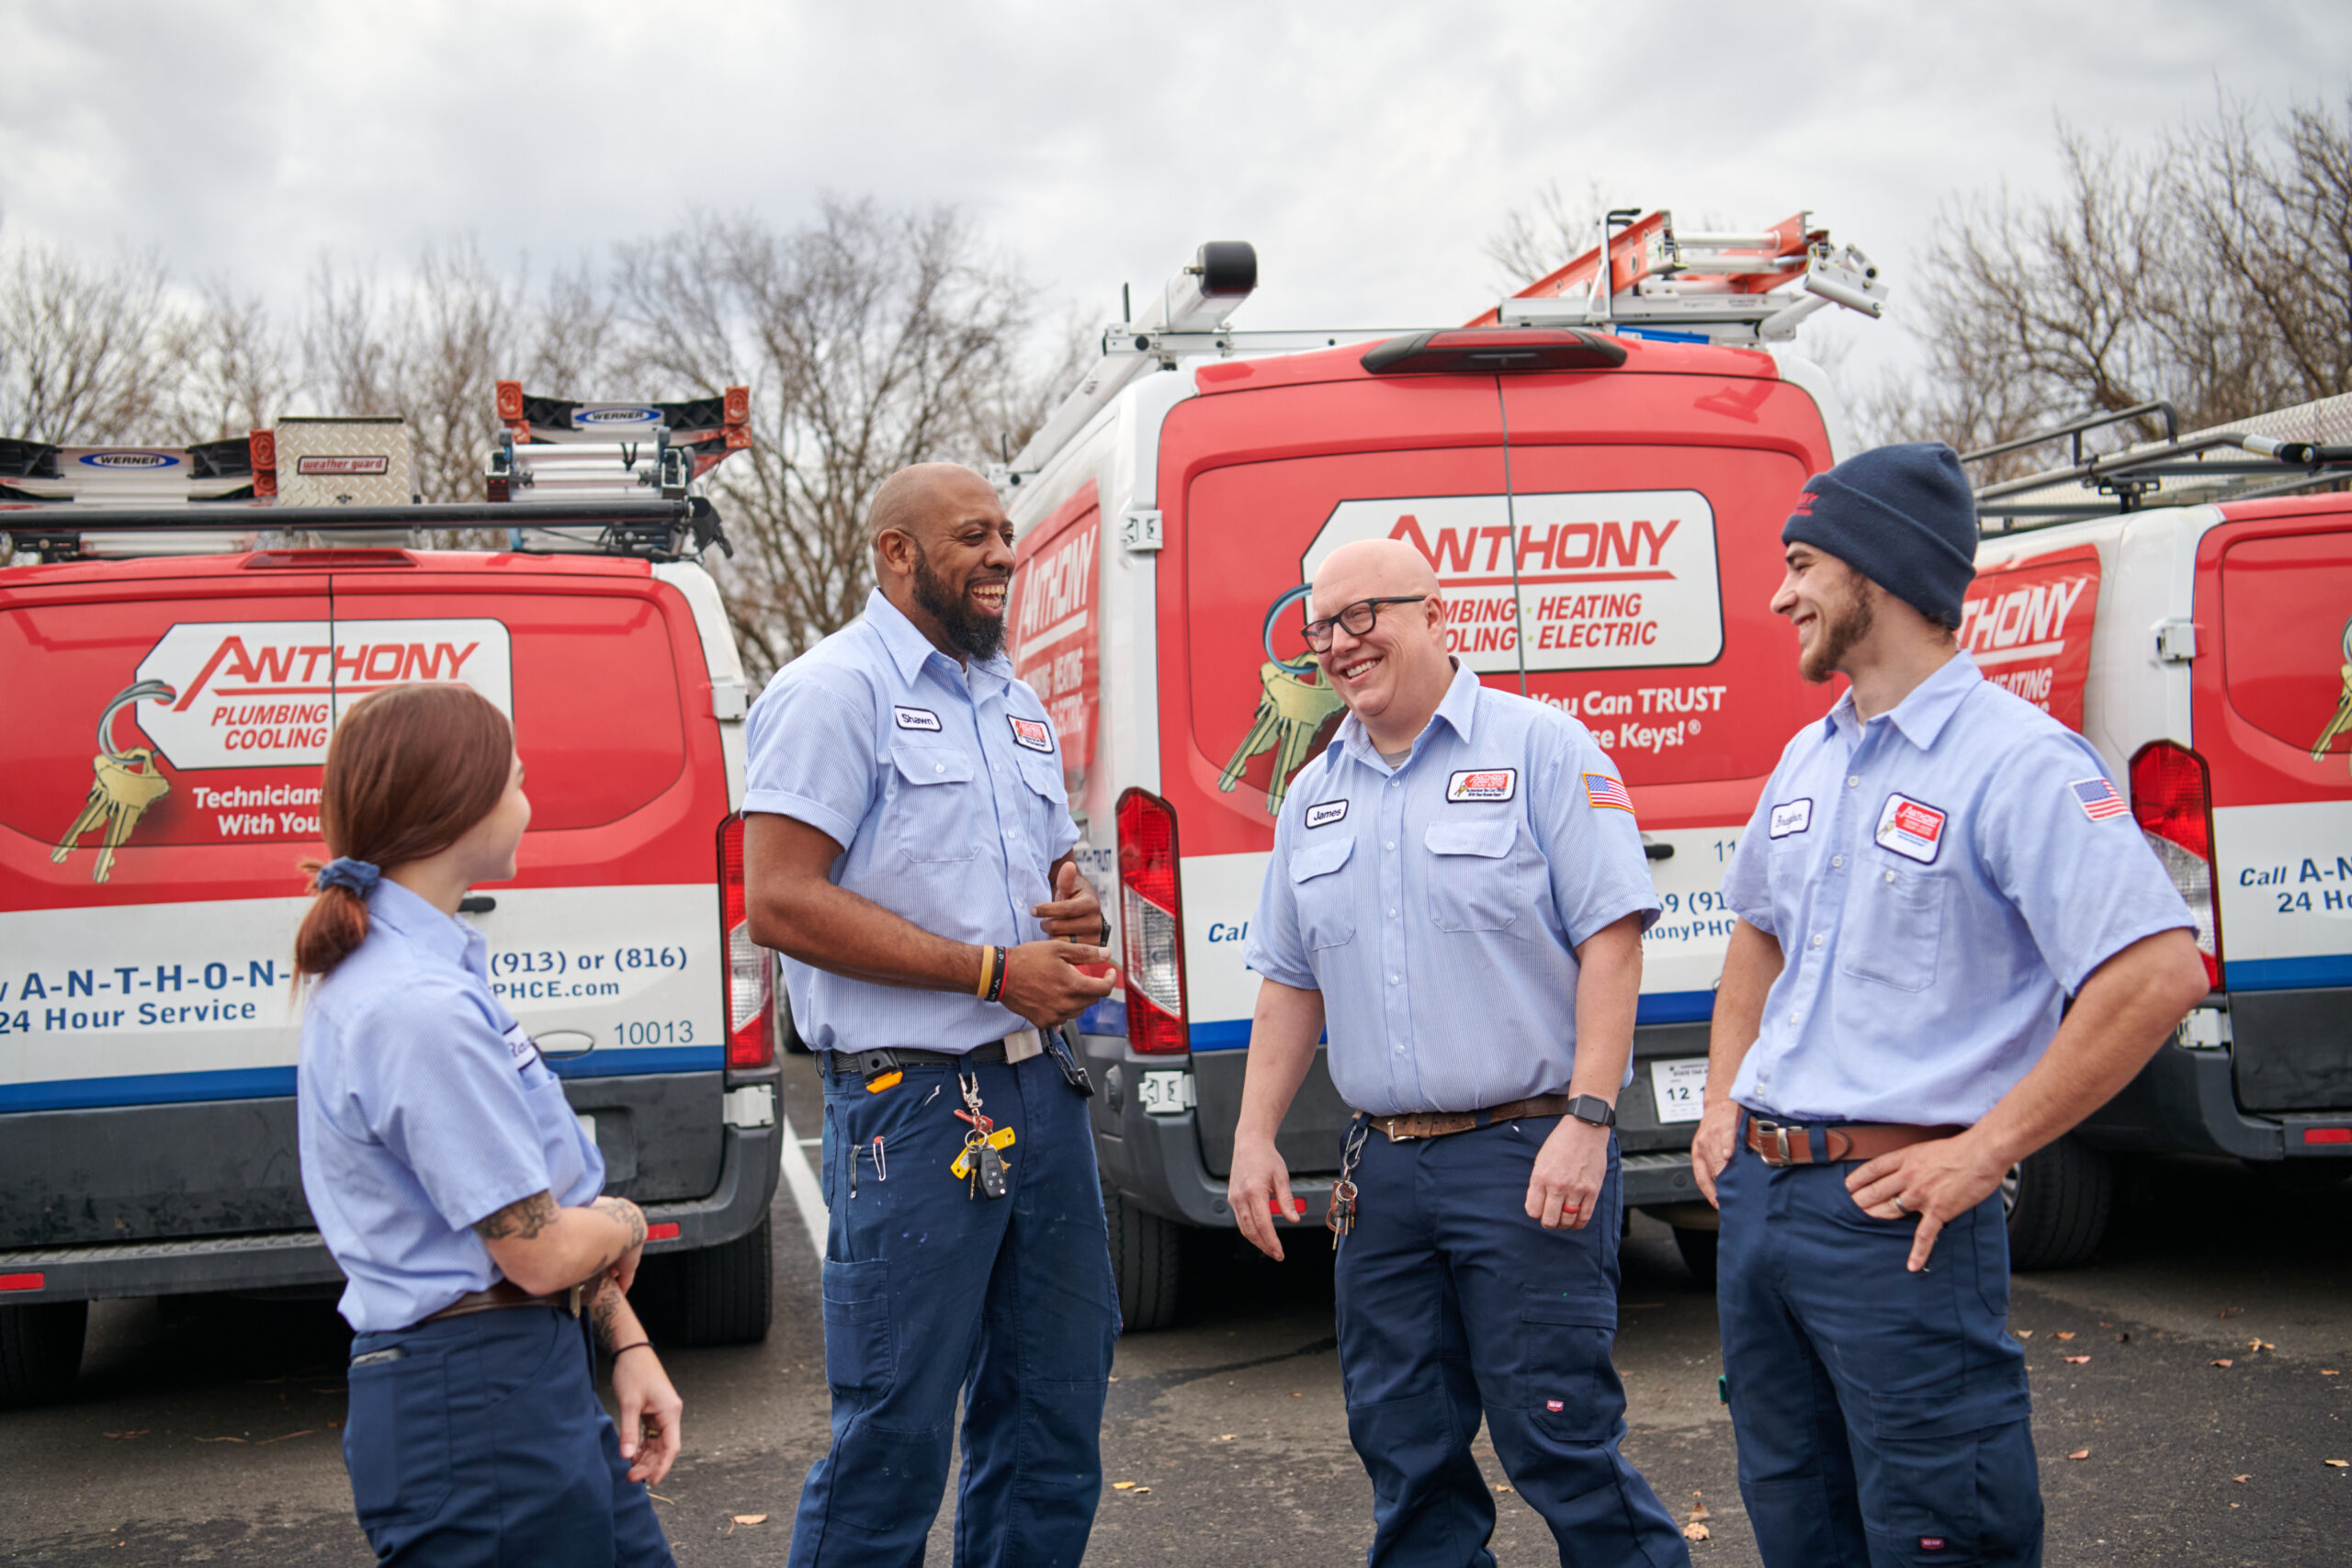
[1584,773,1634,813]
[2071,777,2128,821]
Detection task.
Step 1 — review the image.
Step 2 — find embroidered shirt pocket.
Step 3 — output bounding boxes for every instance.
[1839,864,1946,992]
[1287,835,1358,951]
[888,739,978,863]
[1424,818,1528,934]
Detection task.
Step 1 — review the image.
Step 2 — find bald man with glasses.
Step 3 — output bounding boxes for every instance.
[1229,540,1689,1568]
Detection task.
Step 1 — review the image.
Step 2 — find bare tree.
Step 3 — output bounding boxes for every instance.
[614,197,1054,678]
[0,241,176,443]
[1872,94,2352,475]
[1483,178,1612,291]
[157,279,294,445]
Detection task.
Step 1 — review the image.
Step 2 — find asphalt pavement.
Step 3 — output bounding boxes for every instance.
[4,1056,2347,1565]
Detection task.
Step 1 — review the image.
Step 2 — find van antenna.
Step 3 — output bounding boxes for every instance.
[1123,283,1131,323]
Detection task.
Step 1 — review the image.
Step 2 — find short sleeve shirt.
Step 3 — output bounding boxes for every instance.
[298,878,604,1334]
[742,589,1080,1055]
[1243,664,1661,1116]
[1718,653,2195,1124]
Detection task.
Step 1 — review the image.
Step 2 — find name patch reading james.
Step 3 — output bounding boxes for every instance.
[1305,799,1350,829]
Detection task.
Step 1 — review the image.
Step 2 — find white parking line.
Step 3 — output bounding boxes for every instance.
[775,1110,829,1260]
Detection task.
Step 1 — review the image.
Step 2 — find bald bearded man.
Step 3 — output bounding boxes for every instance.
[742,463,1121,1568]
[1231,541,1689,1568]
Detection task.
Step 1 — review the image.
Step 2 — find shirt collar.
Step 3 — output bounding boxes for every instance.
[863,587,1014,693]
[365,875,483,976]
[1337,660,1482,770]
[1821,650,1983,750]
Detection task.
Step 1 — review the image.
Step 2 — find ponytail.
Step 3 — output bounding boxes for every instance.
[292,684,514,985]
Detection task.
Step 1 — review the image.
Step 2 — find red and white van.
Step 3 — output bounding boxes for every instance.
[1000,221,1892,1322]
[1965,399,2352,1264]
[0,400,780,1404]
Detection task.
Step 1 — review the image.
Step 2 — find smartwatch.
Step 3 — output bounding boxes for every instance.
[1565,1094,1616,1129]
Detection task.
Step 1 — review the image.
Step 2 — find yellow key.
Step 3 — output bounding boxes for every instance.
[2311,662,2352,771]
[1218,660,1347,815]
[950,1125,1018,1179]
[51,748,172,884]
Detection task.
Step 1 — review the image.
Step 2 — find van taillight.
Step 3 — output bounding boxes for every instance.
[1115,788,1190,1054]
[718,815,774,1068]
[2131,742,2223,990]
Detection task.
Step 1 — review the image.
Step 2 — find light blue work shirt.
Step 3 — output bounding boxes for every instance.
[298,878,603,1334]
[743,588,1080,1055]
[1244,663,1661,1117]
[1719,652,2195,1126]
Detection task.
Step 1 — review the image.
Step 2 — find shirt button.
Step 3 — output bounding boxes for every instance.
[1389,975,1400,986]
[1390,779,1400,788]
[1385,841,1395,851]
[935,764,945,774]
[1846,775,1860,788]
[1884,870,1896,884]
[1389,908,1398,919]
[1810,934,1824,949]
[1787,1010,1799,1023]
[1831,855,1844,868]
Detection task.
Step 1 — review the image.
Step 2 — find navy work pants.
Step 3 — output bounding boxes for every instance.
[1334,1117,1690,1568]
[790,1051,1119,1568]
[344,1303,672,1566]
[1716,1128,2041,1566]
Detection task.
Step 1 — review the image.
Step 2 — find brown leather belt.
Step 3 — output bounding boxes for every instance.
[1743,1114,1963,1168]
[1366,1093,1577,1143]
[416,1279,582,1327]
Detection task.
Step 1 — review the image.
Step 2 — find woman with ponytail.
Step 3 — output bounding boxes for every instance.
[295,682,680,1566]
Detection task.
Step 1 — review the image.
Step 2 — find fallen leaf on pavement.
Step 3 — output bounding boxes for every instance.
[1113,1482,1136,1491]
[2115,1332,2131,1343]
[2064,1356,2091,1364]
[1495,1484,1513,1494]
[2326,1460,2348,1469]
[647,1493,674,1504]
[2232,1475,2250,1484]
[2211,1359,2234,1369]
[731,1516,767,1526]
[1689,1497,1713,1523]
[102,1431,149,1439]
[195,1437,244,1443]
[1218,1435,1235,1442]
[1134,1487,1152,1495]
[2056,1332,2076,1340]
[254,1430,314,1446]
[1683,1522,1712,1542]
[2324,1370,2341,1377]
[2017,1330,2033,1338]
[2067,1449,2090,1461]
[2248,1339,2274,1353]
[1289,1392,1302,1398]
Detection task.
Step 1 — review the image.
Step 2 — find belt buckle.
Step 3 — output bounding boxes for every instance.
[1756,1119,1795,1167]
[567,1283,583,1318]
[1382,1116,1418,1144]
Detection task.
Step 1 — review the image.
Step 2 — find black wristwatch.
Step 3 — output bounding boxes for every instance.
[1098,916,1113,947]
[1565,1094,1616,1129]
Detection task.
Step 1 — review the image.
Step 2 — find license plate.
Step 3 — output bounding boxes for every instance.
[1647,1058,1707,1124]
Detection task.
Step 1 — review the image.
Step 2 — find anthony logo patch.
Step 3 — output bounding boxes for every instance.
[1874,794,1948,864]
[1009,716,1054,753]
[1305,799,1350,829]
[501,1022,537,1070]
[893,705,942,732]
[1769,798,1814,838]
[1446,768,1518,803]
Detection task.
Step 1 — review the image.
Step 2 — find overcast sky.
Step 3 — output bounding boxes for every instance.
[5,0,2348,394]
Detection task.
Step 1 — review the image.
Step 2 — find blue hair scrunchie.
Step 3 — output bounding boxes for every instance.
[315,857,381,897]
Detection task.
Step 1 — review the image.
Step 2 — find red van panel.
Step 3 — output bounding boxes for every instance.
[2201,501,2352,809]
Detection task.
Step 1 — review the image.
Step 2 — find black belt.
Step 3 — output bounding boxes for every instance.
[827,1040,1010,1078]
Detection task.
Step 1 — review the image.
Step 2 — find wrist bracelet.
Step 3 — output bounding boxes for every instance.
[609,1340,653,1359]
[975,944,997,1000]
[983,944,1009,1005]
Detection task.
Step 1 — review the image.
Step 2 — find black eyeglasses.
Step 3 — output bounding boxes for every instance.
[1301,595,1428,651]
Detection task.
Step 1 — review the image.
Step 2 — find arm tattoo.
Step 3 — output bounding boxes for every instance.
[594,1195,649,1252]
[474,1190,559,1242]
[587,1277,624,1350]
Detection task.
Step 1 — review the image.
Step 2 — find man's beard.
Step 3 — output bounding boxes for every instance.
[1799,574,1873,683]
[911,541,1007,661]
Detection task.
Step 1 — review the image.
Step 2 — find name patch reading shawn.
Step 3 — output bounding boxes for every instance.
[893,706,943,731]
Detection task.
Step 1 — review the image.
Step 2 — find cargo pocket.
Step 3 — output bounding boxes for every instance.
[889,740,978,863]
[1512,1300,1621,1442]
[1839,865,1945,992]
[1288,836,1358,950]
[1864,1382,2035,1561]
[344,1344,453,1526]
[820,1257,893,1399]
[1424,819,1532,933]
[1015,755,1071,886]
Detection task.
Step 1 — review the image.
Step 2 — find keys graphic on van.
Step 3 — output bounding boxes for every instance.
[51,681,177,884]
[1219,660,1346,815]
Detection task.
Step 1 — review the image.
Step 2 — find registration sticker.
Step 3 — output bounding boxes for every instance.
[1446,768,1518,803]
[1648,1058,1707,1124]
[1873,794,1947,864]
[1769,798,1813,838]
[1009,716,1055,752]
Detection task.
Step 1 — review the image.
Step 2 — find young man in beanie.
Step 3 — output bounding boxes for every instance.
[1690,443,2209,1565]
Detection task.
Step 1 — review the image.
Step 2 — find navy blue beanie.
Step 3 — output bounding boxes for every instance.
[1781,443,1978,627]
